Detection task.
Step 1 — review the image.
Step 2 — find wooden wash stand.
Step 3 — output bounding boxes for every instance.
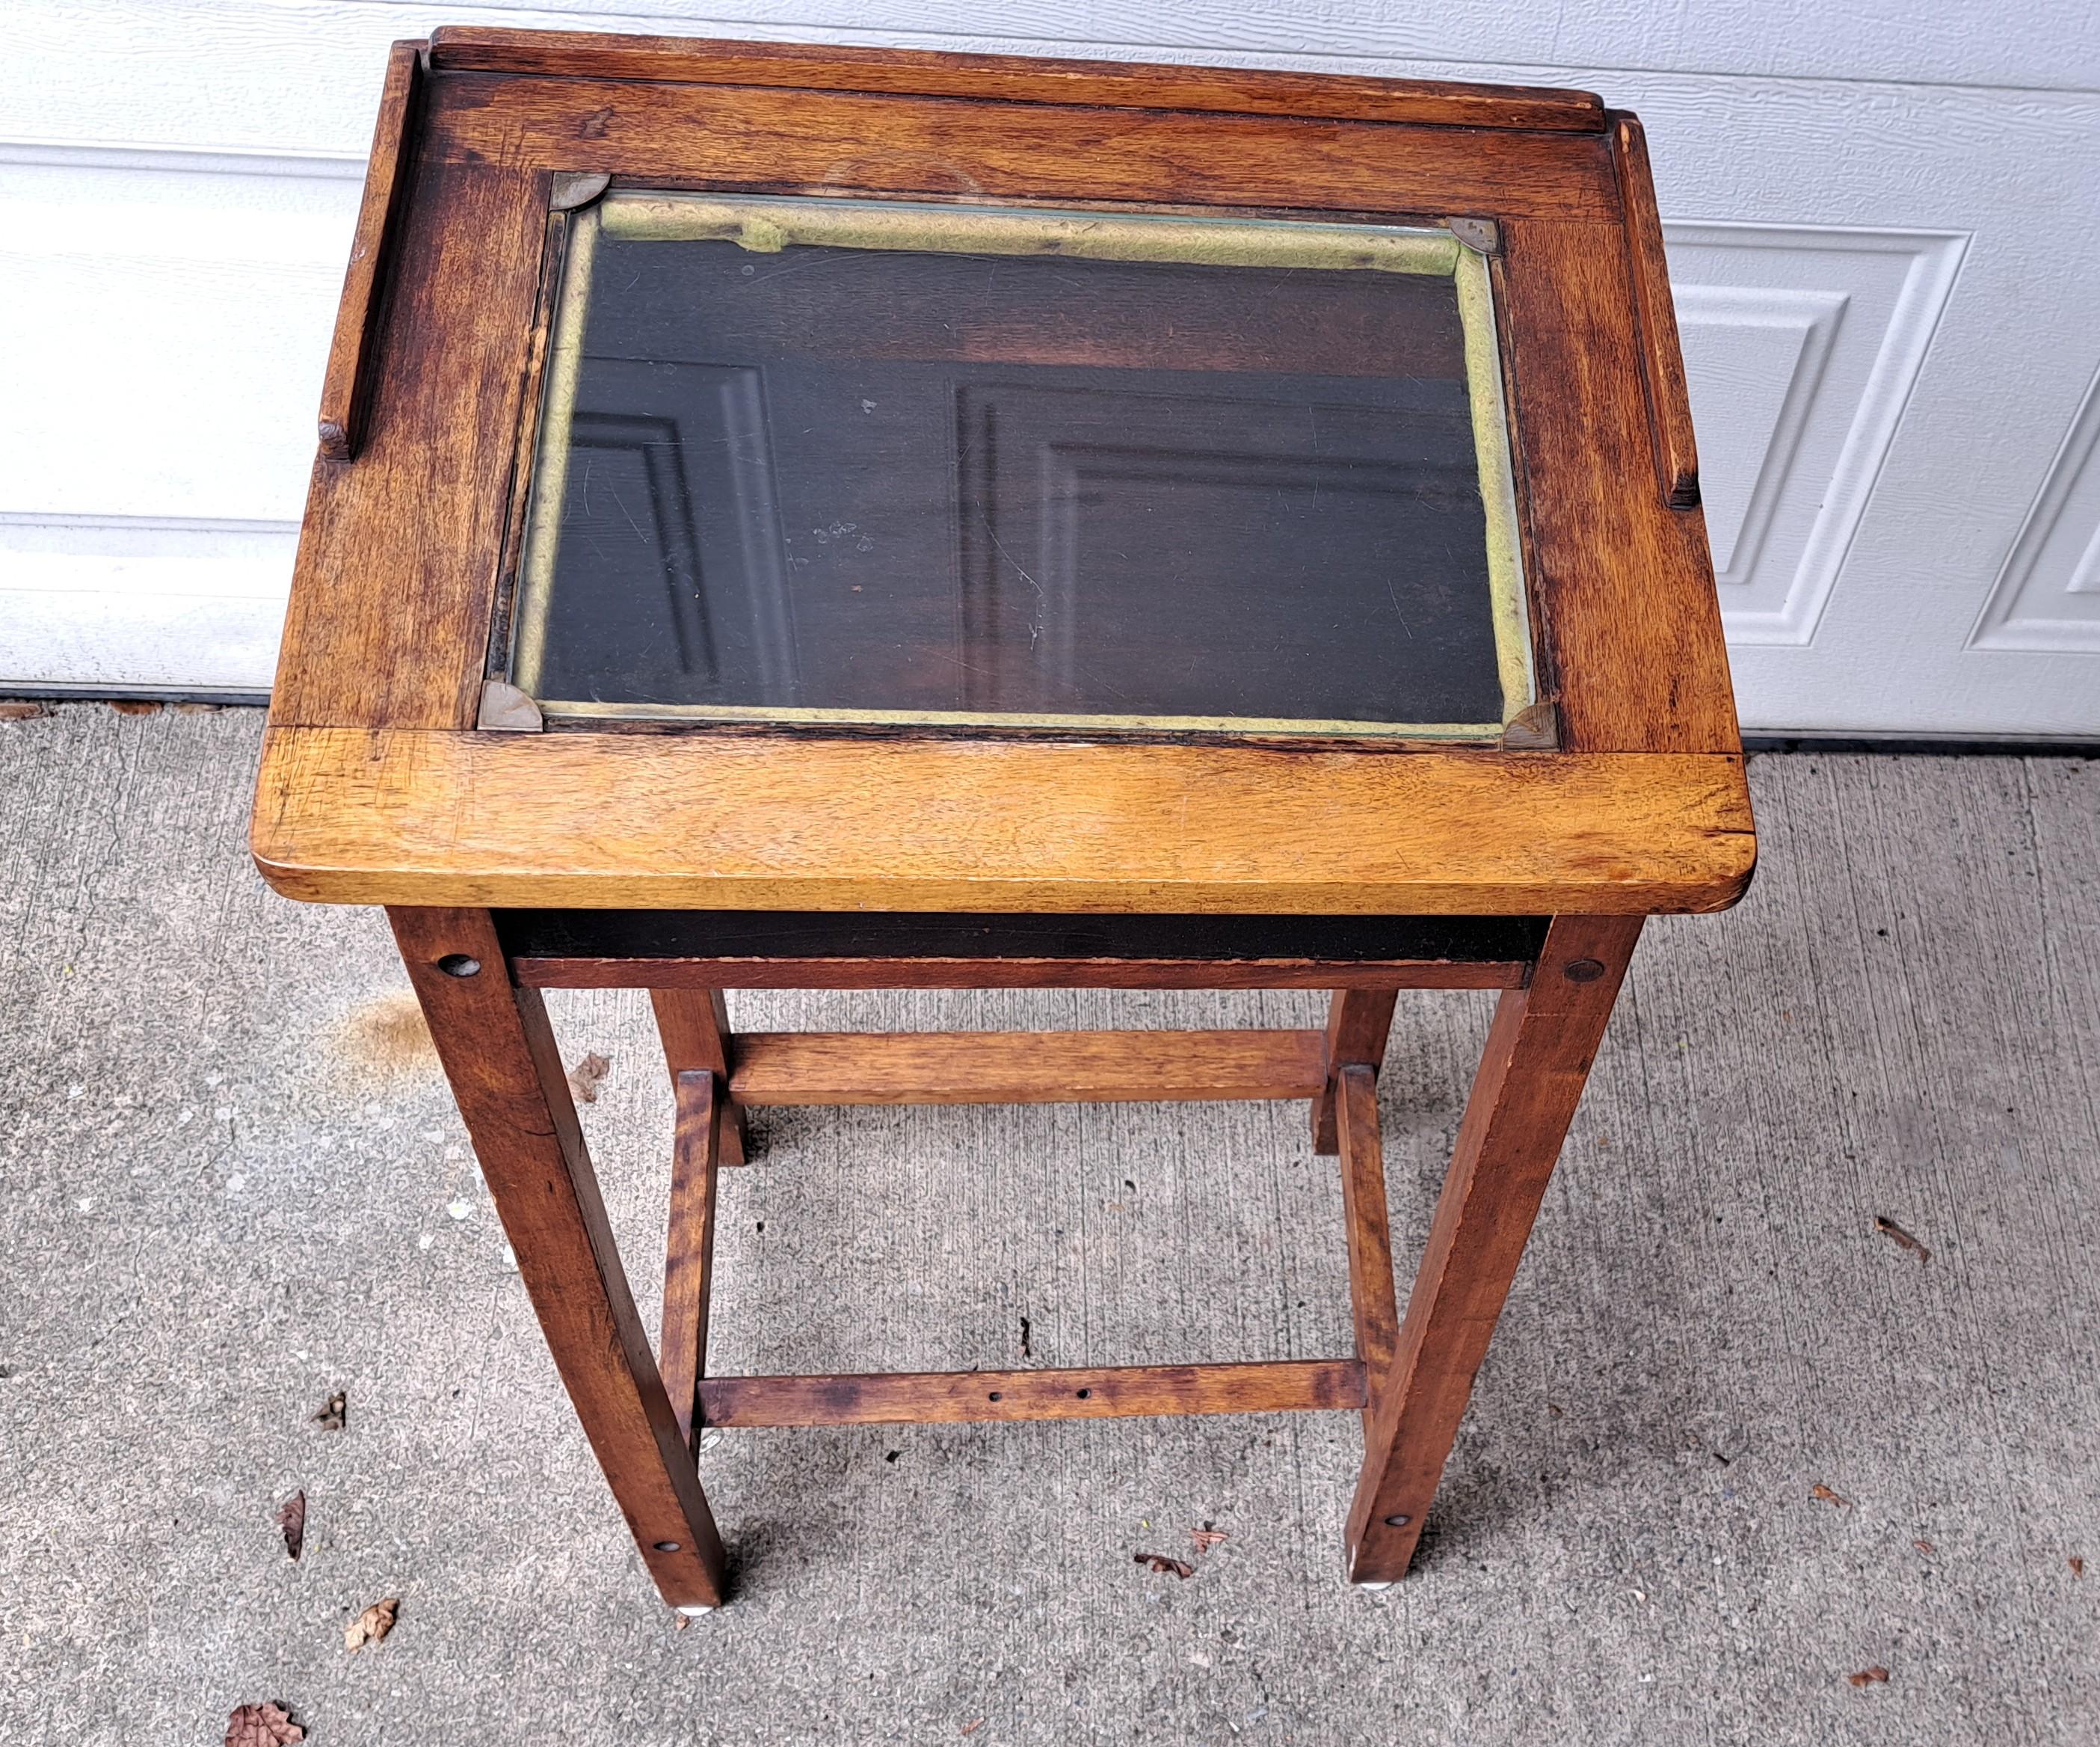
[251,28,1755,1612]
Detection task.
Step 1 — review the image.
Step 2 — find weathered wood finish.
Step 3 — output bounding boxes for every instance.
[1611,115,1702,511]
[259,35,1749,908]
[727,1029,1329,1106]
[650,988,746,1165]
[1346,913,1643,1583]
[263,34,1750,1607]
[427,26,1605,132]
[1312,989,1401,1153]
[387,906,726,1608]
[253,730,1756,914]
[659,1070,720,1453]
[699,1360,1367,1428]
[271,158,547,732]
[430,73,1620,224]
[315,40,423,462]
[1336,1065,1401,1433]
[1498,213,1737,754]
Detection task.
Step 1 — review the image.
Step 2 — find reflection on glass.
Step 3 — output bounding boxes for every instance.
[510,193,1531,738]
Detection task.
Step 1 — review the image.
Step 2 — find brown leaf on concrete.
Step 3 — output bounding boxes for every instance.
[224,1701,304,1746]
[1133,1551,1193,1580]
[566,1052,613,1103]
[1874,1215,1930,1262]
[345,1597,399,1652]
[277,1491,306,1562]
[2073,1557,2086,1578]
[1847,1666,1890,1688]
[312,1390,346,1432]
[960,1722,985,1738]
[0,700,44,721]
[1914,1539,1935,1554]
[1190,1526,1229,1555]
[1811,1484,1854,1509]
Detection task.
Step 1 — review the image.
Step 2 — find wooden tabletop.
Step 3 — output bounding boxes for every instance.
[252,31,1752,917]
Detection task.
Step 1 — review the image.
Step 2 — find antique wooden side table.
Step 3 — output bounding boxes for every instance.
[251,28,1755,1612]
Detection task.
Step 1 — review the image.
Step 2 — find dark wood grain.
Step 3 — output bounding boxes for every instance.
[1498,216,1740,753]
[388,906,727,1608]
[699,1360,1367,1427]
[1312,989,1401,1153]
[426,27,1605,132]
[271,161,547,730]
[1335,1064,1400,1432]
[659,1070,719,1453]
[1346,913,1642,1583]
[427,73,1621,224]
[316,40,424,462]
[650,989,746,1165]
[727,1029,1329,1106]
[1611,114,1702,509]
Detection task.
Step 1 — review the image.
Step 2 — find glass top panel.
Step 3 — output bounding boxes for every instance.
[508,193,1531,739]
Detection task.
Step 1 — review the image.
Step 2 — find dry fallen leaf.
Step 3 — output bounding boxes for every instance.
[2072,1557,2086,1578]
[345,1597,399,1652]
[1915,1539,1936,1554]
[1134,1551,1194,1580]
[960,1722,985,1738]
[277,1491,306,1562]
[1811,1484,1855,1509]
[224,1701,304,1746]
[1874,1216,1931,1263]
[1848,1666,1890,1688]
[1190,1526,1230,1555]
[312,1391,346,1433]
[0,700,44,721]
[567,1052,613,1103]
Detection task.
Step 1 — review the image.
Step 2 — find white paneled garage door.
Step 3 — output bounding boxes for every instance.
[5,1,2099,735]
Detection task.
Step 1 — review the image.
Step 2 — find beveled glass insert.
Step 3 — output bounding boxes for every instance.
[509,193,1532,738]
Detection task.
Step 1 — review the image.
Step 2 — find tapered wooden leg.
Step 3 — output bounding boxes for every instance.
[1334,1065,1400,1430]
[1313,990,1399,1154]
[660,1070,721,1455]
[1346,915,1643,1583]
[650,988,747,1165]
[392,908,729,1611]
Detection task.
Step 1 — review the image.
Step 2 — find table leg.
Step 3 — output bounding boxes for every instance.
[1335,1064,1400,1430]
[1313,990,1399,1154]
[391,907,729,1610]
[1346,914,1642,1583]
[650,988,748,1165]
[660,1070,721,1455]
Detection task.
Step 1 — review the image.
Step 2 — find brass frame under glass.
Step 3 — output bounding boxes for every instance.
[507,191,1535,741]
